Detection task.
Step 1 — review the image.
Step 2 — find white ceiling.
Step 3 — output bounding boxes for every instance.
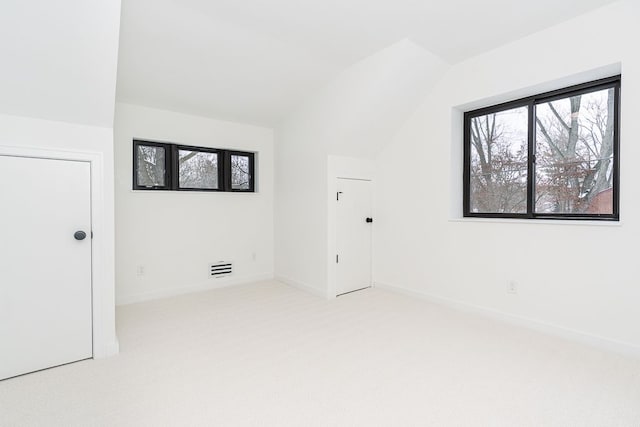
[1,0,121,127]
[116,0,619,126]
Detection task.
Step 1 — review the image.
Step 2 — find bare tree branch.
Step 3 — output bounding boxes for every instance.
[548,103,570,131]
[535,118,565,160]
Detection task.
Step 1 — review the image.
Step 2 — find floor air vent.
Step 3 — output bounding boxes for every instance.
[210,262,233,278]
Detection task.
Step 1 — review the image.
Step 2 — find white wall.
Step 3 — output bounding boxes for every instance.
[114,103,274,304]
[375,0,640,352]
[0,113,118,357]
[275,40,447,296]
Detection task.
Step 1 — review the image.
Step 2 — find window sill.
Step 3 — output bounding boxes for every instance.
[448,217,622,227]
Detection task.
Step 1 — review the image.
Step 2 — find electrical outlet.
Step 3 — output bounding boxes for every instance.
[136,265,145,277]
[507,280,517,294]
[252,252,257,262]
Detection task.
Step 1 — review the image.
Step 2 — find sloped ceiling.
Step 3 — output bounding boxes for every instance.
[282,39,448,158]
[116,0,619,126]
[116,0,341,126]
[0,0,121,127]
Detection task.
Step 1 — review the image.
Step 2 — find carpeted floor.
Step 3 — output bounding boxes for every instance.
[1,280,640,426]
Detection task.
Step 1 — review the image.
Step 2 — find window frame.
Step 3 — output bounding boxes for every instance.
[132,139,256,193]
[133,140,172,191]
[463,75,621,221]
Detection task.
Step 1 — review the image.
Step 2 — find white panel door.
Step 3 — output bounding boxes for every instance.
[0,155,92,380]
[336,178,372,296]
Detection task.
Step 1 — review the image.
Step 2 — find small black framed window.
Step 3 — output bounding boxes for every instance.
[175,146,222,191]
[133,140,256,192]
[463,75,620,220]
[134,141,171,190]
[225,151,255,192]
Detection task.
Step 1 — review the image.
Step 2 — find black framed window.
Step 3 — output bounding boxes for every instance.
[133,140,256,192]
[176,146,222,191]
[225,151,255,192]
[134,141,171,190]
[464,76,620,220]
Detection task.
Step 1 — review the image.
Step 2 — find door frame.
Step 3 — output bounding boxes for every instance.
[0,145,108,359]
[327,156,376,299]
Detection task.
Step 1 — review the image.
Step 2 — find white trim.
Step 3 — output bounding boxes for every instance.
[374,281,640,358]
[0,144,116,359]
[100,339,120,358]
[335,177,372,181]
[117,273,274,305]
[275,275,329,299]
[448,217,622,227]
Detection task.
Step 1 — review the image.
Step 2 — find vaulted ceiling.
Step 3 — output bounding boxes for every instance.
[1,0,121,127]
[116,0,619,126]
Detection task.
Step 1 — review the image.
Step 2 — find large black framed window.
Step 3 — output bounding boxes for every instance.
[463,75,620,220]
[133,140,256,192]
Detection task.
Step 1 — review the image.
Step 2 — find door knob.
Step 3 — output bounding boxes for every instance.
[74,231,87,241]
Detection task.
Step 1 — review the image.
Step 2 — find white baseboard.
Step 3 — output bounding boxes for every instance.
[94,339,120,359]
[116,273,274,306]
[275,275,328,299]
[374,281,640,358]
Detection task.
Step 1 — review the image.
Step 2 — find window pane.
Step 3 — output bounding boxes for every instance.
[230,154,251,190]
[178,150,219,189]
[137,145,166,187]
[469,106,528,213]
[535,88,615,214]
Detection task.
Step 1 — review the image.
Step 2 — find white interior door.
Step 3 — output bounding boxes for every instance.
[336,178,372,296]
[0,155,93,380]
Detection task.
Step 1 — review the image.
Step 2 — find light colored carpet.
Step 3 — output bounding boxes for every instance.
[1,280,640,426]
